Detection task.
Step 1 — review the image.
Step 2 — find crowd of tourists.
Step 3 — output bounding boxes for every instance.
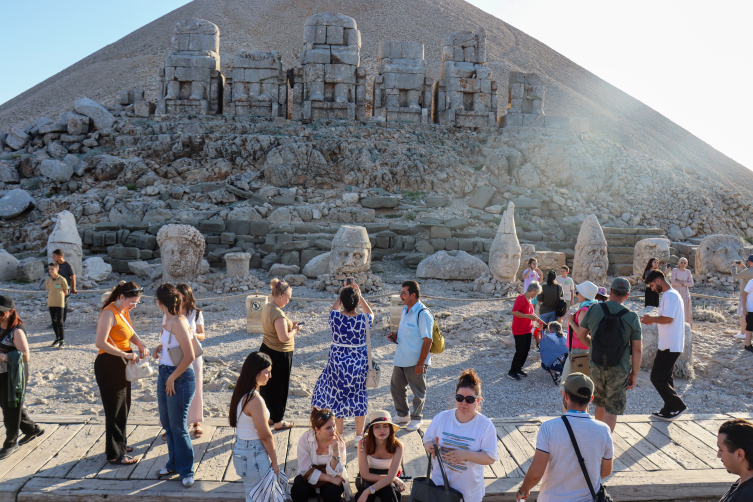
[0,252,751,501]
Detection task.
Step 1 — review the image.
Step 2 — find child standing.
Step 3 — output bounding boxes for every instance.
[46,262,68,348]
[556,266,575,314]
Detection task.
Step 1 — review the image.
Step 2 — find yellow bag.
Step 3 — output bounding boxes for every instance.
[417,308,445,354]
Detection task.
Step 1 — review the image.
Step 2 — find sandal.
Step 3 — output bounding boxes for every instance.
[192,424,204,438]
[127,447,133,453]
[273,421,294,431]
[109,455,139,465]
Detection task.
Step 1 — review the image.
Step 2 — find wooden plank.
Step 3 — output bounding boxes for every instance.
[272,428,290,473]
[129,429,167,480]
[634,421,717,469]
[284,427,307,480]
[613,423,683,471]
[66,425,135,479]
[0,424,60,479]
[346,439,359,481]
[97,426,160,479]
[194,427,234,481]
[4,424,84,479]
[727,412,753,419]
[492,431,524,478]
[192,425,218,479]
[37,424,105,478]
[610,428,655,472]
[673,420,722,450]
[695,419,729,437]
[397,430,428,479]
[515,424,539,450]
[496,425,535,473]
[28,415,92,424]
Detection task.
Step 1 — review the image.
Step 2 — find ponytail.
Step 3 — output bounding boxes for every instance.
[101,281,142,311]
[270,278,291,299]
[156,283,183,315]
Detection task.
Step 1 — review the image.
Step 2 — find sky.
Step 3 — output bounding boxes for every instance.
[1,0,751,170]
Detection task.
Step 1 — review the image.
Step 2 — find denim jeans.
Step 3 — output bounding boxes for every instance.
[157,364,195,479]
[233,438,271,496]
[541,311,558,325]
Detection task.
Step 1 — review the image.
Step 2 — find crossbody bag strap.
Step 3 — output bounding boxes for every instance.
[364,313,373,370]
[562,416,597,500]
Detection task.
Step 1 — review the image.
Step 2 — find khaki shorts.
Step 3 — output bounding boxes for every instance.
[590,366,631,415]
[559,348,589,392]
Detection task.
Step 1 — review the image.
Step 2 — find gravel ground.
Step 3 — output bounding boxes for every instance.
[4,261,751,434]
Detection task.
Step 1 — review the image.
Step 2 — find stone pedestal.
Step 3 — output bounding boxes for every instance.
[224,252,251,278]
[246,293,268,334]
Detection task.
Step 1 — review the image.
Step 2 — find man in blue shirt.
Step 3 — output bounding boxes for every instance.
[387,280,433,432]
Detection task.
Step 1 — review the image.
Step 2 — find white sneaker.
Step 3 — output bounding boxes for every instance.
[393,415,410,425]
[734,333,747,339]
[182,476,194,487]
[352,435,363,447]
[407,420,422,432]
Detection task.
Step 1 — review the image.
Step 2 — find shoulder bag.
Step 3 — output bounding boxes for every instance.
[364,313,380,389]
[167,316,204,366]
[568,309,590,377]
[408,441,464,502]
[562,416,612,502]
[109,311,153,381]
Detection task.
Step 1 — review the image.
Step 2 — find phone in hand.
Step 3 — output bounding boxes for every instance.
[344,277,354,285]
[297,322,306,326]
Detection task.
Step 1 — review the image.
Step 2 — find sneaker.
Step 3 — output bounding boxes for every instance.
[50,339,59,347]
[507,371,521,381]
[517,370,528,378]
[393,415,410,425]
[57,341,65,349]
[0,445,17,459]
[407,420,422,432]
[18,427,44,445]
[652,407,687,421]
[182,476,195,487]
[157,468,177,478]
[352,435,363,446]
[746,345,753,353]
[734,333,747,339]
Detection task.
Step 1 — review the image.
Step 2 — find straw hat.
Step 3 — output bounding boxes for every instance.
[365,410,400,433]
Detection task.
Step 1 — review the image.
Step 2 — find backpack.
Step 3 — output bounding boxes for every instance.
[416,308,445,354]
[589,303,630,370]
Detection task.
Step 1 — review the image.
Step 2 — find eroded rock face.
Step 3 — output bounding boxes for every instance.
[47,210,83,277]
[696,234,745,275]
[83,257,111,282]
[329,225,371,274]
[488,202,521,282]
[157,224,206,283]
[633,238,671,276]
[573,214,608,285]
[417,250,489,280]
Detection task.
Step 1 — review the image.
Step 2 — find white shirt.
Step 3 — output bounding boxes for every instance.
[657,287,685,352]
[162,310,204,333]
[296,430,352,500]
[557,276,575,301]
[745,280,753,313]
[235,392,269,441]
[423,410,499,502]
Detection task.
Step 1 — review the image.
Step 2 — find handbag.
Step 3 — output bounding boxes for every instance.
[108,311,154,382]
[409,441,464,502]
[166,316,204,366]
[562,416,612,502]
[365,313,380,389]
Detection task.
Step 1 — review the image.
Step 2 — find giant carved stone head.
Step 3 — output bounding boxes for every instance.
[329,225,371,274]
[633,238,670,276]
[488,202,521,282]
[696,234,744,275]
[573,215,608,285]
[47,210,83,277]
[157,224,206,284]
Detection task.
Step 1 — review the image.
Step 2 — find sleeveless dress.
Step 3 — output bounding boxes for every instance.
[310,311,372,417]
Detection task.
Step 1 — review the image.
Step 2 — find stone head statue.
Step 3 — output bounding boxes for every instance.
[47,210,83,277]
[573,215,608,285]
[329,225,371,274]
[633,238,670,276]
[157,224,206,283]
[488,202,521,282]
[696,234,745,275]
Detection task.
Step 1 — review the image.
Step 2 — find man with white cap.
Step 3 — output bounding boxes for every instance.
[559,281,598,412]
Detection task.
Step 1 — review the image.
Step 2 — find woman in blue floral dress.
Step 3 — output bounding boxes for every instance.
[311,283,373,445]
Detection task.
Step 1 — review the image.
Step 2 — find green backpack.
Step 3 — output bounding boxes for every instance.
[417,308,445,354]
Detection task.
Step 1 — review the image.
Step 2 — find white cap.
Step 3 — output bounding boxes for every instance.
[575,281,597,301]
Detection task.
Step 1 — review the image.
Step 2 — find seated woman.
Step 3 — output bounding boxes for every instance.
[291,407,352,502]
[355,411,406,502]
[423,369,498,502]
[539,322,569,385]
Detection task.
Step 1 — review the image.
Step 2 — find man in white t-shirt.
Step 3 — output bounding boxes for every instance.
[557,266,576,313]
[516,373,613,502]
[640,269,688,420]
[741,278,753,354]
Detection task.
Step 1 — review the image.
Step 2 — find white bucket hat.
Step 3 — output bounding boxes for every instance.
[575,281,597,301]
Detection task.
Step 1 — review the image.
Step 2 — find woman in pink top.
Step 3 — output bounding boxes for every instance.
[670,258,694,327]
[508,282,544,381]
[561,281,598,409]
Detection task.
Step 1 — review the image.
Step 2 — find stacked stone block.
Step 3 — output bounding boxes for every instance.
[432,30,497,128]
[372,41,432,124]
[229,51,287,118]
[158,18,224,115]
[292,12,367,122]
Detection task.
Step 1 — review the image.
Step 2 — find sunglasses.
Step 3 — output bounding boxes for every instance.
[124,288,144,295]
[455,394,478,404]
[318,412,334,424]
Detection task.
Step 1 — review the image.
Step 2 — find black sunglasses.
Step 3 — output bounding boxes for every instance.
[455,394,478,404]
[318,412,334,423]
[124,288,144,295]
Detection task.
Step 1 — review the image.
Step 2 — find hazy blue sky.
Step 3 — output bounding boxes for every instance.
[1,0,751,170]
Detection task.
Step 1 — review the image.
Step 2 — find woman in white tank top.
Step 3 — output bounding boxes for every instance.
[229,351,279,497]
[355,410,405,502]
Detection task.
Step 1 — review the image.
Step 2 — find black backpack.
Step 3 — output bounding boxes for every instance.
[590,303,630,370]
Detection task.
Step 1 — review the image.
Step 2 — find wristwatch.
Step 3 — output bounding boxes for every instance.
[369,487,376,495]
[332,455,340,463]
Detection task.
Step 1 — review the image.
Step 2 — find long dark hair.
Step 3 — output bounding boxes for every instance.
[156,283,183,315]
[101,281,142,311]
[340,286,360,312]
[228,351,272,427]
[176,283,201,315]
[643,257,658,280]
[546,270,557,286]
[0,309,23,330]
[364,422,401,456]
[310,407,344,443]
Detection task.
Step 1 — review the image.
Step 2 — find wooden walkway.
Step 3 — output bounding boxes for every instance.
[0,412,746,501]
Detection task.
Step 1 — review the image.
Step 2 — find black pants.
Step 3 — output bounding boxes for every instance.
[258,344,293,424]
[291,474,344,502]
[49,307,64,341]
[0,366,37,448]
[510,333,532,374]
[95,352,131,459]
[356,474,401,502]
[63,294,69,323]
[645,288,660,308]
[650,349,686,412]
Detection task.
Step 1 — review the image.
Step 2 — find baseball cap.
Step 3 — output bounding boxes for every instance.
[564,372,594,399]
[0,296,15,312]
[748,255,753,263]
[575,281,597,301]
[611,277,631,295]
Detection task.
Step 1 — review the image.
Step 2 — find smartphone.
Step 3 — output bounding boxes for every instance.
[297,322,306,326]
[345,277,354,285]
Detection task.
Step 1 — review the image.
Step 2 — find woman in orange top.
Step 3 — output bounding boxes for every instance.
[95,281,149,465]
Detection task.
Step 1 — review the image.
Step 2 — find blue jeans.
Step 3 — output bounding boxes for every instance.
[541,311,558,325]
[233,438,271,496]
[157,364,195,479]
